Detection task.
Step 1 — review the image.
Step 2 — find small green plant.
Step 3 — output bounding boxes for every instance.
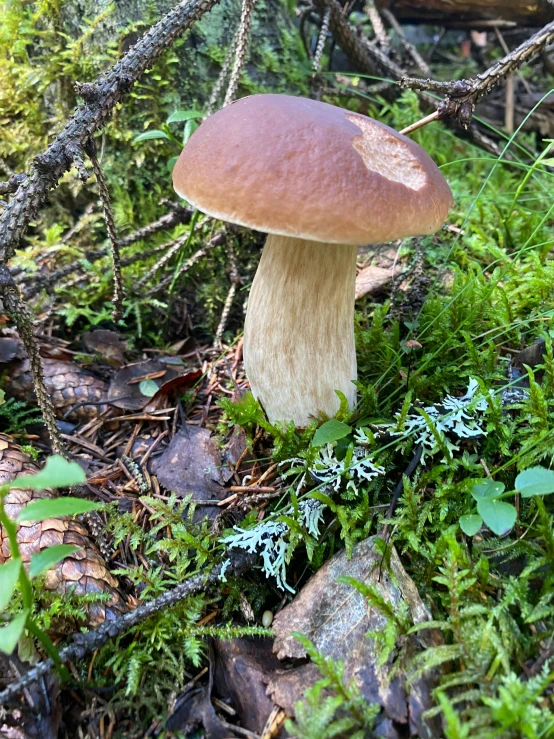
[134,108,204,170]
[459,466,554,536]
[285,633,379,738]
[0,456,99,669]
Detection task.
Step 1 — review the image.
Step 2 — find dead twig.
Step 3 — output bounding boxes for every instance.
[224,0,257,106]
[86,139,124,321]
[0,564,234,705]
[400,19,554,128]
[0,0,220,264]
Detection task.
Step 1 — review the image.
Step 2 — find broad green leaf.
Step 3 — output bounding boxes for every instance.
[0,610,28,654]
[18,497,100,523]
[459,514,482,537]
[515,466,554,497]
[477,499,517,536]
[167,109,203,124]
[471,480,505,502]
[0,388,5,406]
[167,155,178,173]
[312,419,351,447]
[134,129,170,142]
[29,545,79,579]
[12,455,86,491]
[139,379,159,397]
[0,559,21,611]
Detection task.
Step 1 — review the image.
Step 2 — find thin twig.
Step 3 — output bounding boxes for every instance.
[214,244,241,347]
[381,8,429,75]
[312,7,331,72]
[86,140,124,321]
[365,1,388,50]
[0,272,66,456]
[224,0,257,105]
[400,110,440,136]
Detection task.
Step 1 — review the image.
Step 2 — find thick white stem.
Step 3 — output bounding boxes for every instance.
[243,234,358,426]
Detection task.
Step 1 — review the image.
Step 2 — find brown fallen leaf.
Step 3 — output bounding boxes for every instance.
[213,637,283,734]
[152,425,228,518]
[268,536,442,738]
[107,359,182,411]
[355,265,402,300]
[0,434,126,627]
[82,329,128,367]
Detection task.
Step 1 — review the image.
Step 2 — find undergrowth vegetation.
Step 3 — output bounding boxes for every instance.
[3,2,554,735]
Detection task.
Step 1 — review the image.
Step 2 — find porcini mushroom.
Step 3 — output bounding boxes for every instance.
[172,94,452,426]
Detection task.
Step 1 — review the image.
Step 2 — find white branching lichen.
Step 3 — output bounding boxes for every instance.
[222,380,491,591]
[311,444,385,495]
[372,378,491,460]
[222,520,293,592]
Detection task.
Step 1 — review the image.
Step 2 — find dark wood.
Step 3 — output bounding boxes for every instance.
[375,0,554,25]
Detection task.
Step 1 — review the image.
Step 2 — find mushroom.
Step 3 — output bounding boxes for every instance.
[172,94,453,426]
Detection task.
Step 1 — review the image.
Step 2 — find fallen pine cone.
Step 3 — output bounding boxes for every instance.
[0,434,126,627]
[6,357,111,422]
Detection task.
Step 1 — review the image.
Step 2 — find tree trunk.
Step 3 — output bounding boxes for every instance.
[375,0,554,25]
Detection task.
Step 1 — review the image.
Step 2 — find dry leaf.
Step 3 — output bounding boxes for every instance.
[355,265,402,300]
[269,536,442,738]
[152,425,228,518]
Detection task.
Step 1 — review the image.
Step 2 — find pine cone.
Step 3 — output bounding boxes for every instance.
[0,434,126,626]
[7,357,110,422]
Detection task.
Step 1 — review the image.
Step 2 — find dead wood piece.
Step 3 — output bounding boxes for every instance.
[213,638,282,734]
[375,0,554,25]
[0,434,126,627]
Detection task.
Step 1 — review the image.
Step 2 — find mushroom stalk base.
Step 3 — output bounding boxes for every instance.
[244,235,358,426]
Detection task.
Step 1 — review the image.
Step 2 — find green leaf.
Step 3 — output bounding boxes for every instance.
[183,118,199,144]
[167,156,178,173]
[29,545,79,579]
[0,388,5,406]
[477,499,517,536]
[12,455,86,491]
[515,467,554,497]
[18,497,100,523]
[167,109,203,124]
[133,129,170,142]
[459,514,482,537]
[0,559,21,611]
[312,419,351,447]
[471,480,505,502]
[139,379,159,397]
[0,610,29,654]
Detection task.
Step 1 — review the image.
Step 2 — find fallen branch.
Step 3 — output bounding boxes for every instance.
[400,20,554,127]
[0,564,225,706]
[312,0,501,154]
[0,0,219,265]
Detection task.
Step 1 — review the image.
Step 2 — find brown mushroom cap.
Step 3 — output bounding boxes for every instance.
[172,94,453,245]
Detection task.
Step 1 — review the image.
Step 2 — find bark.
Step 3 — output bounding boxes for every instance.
[375,0,554,25]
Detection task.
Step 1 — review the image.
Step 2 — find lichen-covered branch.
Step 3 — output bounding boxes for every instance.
[0,565,229,706]
[0,0,220,265]
[400,19,554,127]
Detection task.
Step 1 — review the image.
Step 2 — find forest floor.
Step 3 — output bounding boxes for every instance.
[2,3,554,738]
